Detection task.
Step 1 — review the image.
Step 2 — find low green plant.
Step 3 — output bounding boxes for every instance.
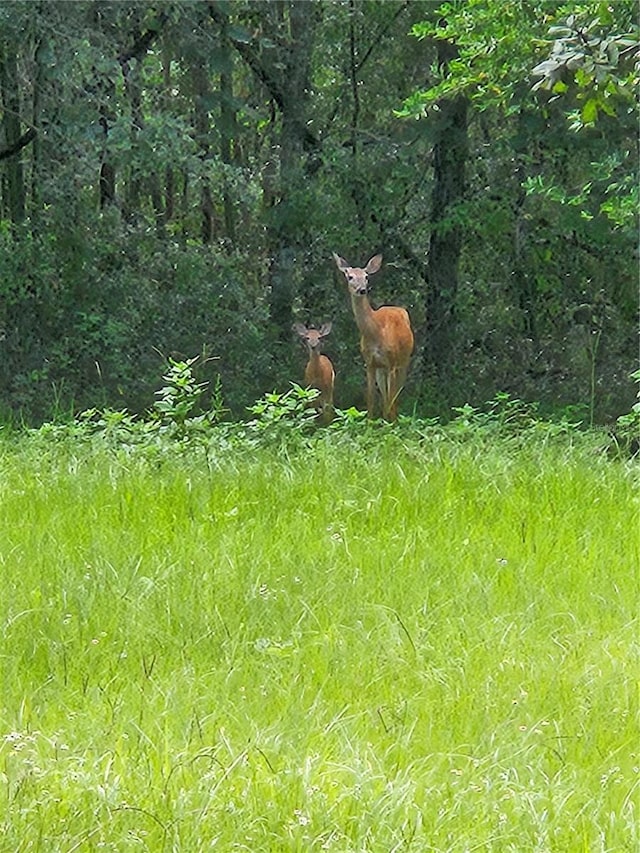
[450,392,545,436]
[329,405,368,428]
[80,406,140,436]
[245,383,320,444]
[613,368,640,456]
[153,358,204,423]
[153,356,226,433]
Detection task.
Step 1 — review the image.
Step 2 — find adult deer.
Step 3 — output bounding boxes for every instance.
[293,322,335,423]
[333,252,413,421]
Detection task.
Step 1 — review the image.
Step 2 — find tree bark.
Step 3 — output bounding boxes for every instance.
[268,0,319,342]
[161,43,174,228]
[191,63,215,244]
[122,30,143,224]
[0,45,27,224]
[0,128,36,162]
[422,40,468,381]
[98,94,117,210]
[218,9,236,244]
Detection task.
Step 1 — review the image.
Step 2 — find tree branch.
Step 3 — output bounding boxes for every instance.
[355,1,411,74]
[117,10,169,68]
[0,127,36,161]
[208,1,285,110]
[207,0,319,151]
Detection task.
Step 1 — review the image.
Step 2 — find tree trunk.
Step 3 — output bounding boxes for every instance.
[98,74,117,209]
[219,9,236,244]
[267,0,318,342]
[513,165,537,342]
[0,45,26,225]
[422,40,468,381]
[162,43,174,228]
[30,20,47,234]
[192,63,215,244]
[122,47,143,224]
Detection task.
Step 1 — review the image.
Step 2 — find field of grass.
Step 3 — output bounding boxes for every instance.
[0,424,637,851]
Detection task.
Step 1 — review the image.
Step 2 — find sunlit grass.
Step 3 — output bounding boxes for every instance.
[0,430,637,851]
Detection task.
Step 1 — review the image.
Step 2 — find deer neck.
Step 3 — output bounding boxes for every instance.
[350,292,380,340]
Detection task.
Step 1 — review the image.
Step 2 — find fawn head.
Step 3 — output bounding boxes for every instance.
[293,322,333,352]
[332,253,383,296]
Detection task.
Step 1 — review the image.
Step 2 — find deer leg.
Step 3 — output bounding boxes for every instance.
[387,370,398,421]
[366,365,378,418]
[322,393,334,424]
[376,368,391,419]
[390,365,408,421]
[384,371,394,421]
[377,369,389,421]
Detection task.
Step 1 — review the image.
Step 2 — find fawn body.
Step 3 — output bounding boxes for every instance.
[293,322,335,423]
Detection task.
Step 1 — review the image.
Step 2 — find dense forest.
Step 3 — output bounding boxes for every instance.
[0,0,637,425]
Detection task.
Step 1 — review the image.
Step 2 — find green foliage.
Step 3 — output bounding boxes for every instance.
[402,2,638,232]
[523,156,639,228]
[0,221,275,422]
[448,393,587,446]
[154,357,209,424]
[525,4,640,231]
[401,1,639,122]
[613,369,640,456]
[245,384,320,446]
[398,0,636,425]
[399,0,544,116]
[531,3,639,127]
[329,405,369,428]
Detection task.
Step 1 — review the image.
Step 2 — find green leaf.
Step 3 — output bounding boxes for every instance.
[581,98,599,123]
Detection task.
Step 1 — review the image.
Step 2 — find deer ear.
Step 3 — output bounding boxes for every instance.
[365,254,383,275]
[292,323,307,337]
[332,252,349,271]
[319,322,332,337]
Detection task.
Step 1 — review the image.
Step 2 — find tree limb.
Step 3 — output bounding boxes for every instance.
[208,1,285,110]
[207,0,319,151]
[356,1,411,74]
[0,127,36,161]
[118,10,169,68]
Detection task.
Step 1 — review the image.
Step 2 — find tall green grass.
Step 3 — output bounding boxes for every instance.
[0,429,637,851]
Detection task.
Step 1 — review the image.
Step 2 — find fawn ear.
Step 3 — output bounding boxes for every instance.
[365,254,383,275]
[292,323,307,337]
[332,252,349,271]
[319,322,332,337]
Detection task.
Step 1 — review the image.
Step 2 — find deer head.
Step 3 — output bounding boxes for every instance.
[332,253,382,296]
[293,322,333,352]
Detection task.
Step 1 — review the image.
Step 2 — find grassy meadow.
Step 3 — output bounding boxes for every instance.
[0,422,637,852]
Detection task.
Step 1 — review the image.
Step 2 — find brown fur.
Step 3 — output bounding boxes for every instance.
[293,322,335,423]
